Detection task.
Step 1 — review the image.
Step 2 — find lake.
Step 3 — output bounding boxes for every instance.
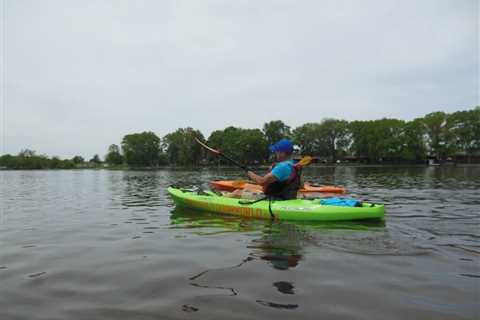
[0,166,479,320]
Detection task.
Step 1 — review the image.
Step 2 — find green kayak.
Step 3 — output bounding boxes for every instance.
[168,187,384,222]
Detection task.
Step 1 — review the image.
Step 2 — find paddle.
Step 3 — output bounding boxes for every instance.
[193,136,251,171]
[194,134,314,182]
[296,156,313,167]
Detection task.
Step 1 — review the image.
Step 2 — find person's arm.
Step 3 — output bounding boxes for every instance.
[247,171,277,186]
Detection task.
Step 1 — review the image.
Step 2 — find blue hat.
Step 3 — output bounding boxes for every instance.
[269,139,294,154]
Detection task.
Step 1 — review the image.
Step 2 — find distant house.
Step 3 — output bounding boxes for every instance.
[452,151,480,164]
[342,155,369,163]
[426,152,480,165]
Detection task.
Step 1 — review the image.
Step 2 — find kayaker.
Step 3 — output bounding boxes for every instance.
[246,139,302,200]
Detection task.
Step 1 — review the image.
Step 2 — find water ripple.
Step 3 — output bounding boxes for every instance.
[0,167,479,320]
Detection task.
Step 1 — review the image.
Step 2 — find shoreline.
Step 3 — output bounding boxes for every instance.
[1,163,479,171]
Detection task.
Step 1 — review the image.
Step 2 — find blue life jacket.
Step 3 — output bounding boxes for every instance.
[264,161,302,200]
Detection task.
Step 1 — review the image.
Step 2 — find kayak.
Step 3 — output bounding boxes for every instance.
[210,180,346,194]
[168,187,384,222]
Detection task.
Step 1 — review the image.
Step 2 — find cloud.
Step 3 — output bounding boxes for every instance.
[1,0,478,158]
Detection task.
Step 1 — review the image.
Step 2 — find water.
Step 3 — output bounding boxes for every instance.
[0,166,479,320]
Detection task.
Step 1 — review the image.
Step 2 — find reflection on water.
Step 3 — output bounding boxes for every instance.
[274,281,295,294]
[170,206,407,259]
[250,224,304,270]
[0,166,479,320]
[256,299,299,310]
[172,207,308,270]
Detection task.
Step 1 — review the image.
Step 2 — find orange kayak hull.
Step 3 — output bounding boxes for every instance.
[210,180,346,194]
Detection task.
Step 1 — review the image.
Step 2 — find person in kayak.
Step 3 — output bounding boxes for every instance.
[246,139,302,200]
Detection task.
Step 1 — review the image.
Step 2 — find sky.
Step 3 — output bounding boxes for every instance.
[0,0,478,159]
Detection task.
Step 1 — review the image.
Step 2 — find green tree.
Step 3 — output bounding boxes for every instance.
[50,156,62,169]
[263,120,291,146]
[2,106,478,169]
[348,121,369,159]
[61,159,75,169]
[162,128,204,166]
[158,152,169,166]
[105,144,123,165]
[401,118,427,162]
[19,149,36,157]
[0,154,14,168]
[349,119,405,162]
[422,111,454,161]
[90,154,102,164]
[72,156,84,164]
[238,129,268,164]
[317,119,349,161]
[380,119,406,161]
[207,127,268,165]
[1,152,86,169]
[15,150,50,169]
[448,107,480,161]
[208,126,243,162]
[292,123,322,155]
[121,131,160,167]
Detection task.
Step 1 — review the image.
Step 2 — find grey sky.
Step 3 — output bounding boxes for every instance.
[1,0,478,158]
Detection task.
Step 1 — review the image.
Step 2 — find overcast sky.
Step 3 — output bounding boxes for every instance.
[1,0,478,158]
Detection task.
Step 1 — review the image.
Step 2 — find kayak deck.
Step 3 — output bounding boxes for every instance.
[210,180,346,194]
[168,187,384,222]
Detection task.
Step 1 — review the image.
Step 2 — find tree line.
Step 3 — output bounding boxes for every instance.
[1,107,478,169]
[0,150,102,170]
